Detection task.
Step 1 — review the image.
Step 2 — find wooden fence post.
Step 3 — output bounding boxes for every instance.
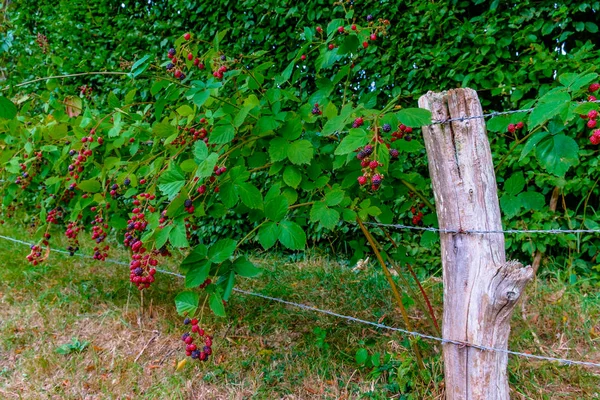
[418,89,534,399]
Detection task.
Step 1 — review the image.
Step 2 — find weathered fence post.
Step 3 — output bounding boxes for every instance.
[418,89,534,399]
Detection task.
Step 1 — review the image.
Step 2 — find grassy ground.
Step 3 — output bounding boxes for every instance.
[0,226,599,399]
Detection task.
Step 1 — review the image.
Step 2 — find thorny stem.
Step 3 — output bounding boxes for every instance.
[356,218,425,370]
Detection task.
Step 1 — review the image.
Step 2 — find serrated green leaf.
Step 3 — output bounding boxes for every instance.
[193,141,208,163]
[283,165,302,188]
[309,202,340,230]
[208,239,237,263]
[287,140,313,165]
[500,195,521,218]
[211,123,235,144]
[397,108,432,127]
[175,291,200,316]
[335,129,369,155]
[518,191,545,210]
[324,188,344,206]
[528,92,571,128]
[185,260,211,288]
[233,256,262,277]
[535,134,579,177]
[0,96,18,119]
[196,153,218,179]
[77,179,101,193]
[236,182,263,209]
[278,220,306,250]
[265,196,288,222]
[131,54,152,78]
[258,221,280,250]
[181,244,208,268]
[169,221,189,248]
[158,165,186,200]
[503,172,524,196]
[209,292,226,317]
[269,137,288,162]
[519,131,550,161]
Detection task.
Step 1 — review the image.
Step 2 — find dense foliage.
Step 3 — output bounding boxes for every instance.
[1,0,599,333]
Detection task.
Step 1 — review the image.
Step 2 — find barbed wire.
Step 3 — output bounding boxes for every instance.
[365,222,600,235]
[0,233,598,369]
[430,98,600,125]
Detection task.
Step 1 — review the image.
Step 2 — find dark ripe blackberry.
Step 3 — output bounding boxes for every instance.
[356,151,366,160]
[389,148,399,158]
[203,345,212,355]
[179,73,186,80]
[312,107,320,115]
[191,350,200,359]
[363,145,374,155]
[68,165,74,171]
[124,178,131,186]
[22,172,29,178]
[404,135,412,142]
[111,184,118,190]
[69,150,76,156]
[166,63,174,70]
[220,55,226,61]
[181,332,190,341]
[134,267,144,276]
[183,317,191,325]
[184,199,193,208]
[367,14,374,21]
[382,123,391,132]
[168,48,176,56]
[372,174,382,185]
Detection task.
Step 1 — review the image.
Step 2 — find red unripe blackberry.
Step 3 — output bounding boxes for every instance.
[184,32,191,40]
[590,134,600,145]
[588,110,598,119]
[187,53,193,61]
[300,54,306,61]
[369,160,378,169]
[328,44,335,50]
[362,41,368,49]
[357,176,367,185]
[516,121,524,129]
[351,24,357,30]
[507,124,516,133]
[370,33,376,41]
[587,119,597,129]
[337,26,344,34]
[589,83,600,93]
[316,26,322,33]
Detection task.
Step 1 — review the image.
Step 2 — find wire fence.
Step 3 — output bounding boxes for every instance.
[365,222,600,235]
[430,98,600,125]
[0,232,599,369]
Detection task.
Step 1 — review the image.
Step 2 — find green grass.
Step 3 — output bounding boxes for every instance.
[0,225,598,399]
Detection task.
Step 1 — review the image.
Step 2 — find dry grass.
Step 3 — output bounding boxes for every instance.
[0,227,599,399]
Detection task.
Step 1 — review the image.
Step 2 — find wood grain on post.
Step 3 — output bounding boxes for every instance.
[418,89,533,400]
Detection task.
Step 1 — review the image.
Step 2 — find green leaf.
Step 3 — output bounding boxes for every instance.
[0,96,17,119]
[131,54,152,78]
[258,221,280,250]
[152,120,177,137]
[223,271,235,301]
[233,256,262,277]
[185,260,211,288]
[175,291,200,316]
[535,134,579,177]
[278,220,306,250]
[77,179,101,193]
[193,141,208,163]
[169,221,189,248]
[355,348,368,365]
[269,137,288,162]
[158,165,186,200]
[335,129,369,155]
[338,34,360,55]
[265,196,289,222]
[236,182,263,209]
[500,195,521,218]
[397,108,432,127]
[196,153,219,179]
[181,244,208,268]
[287,140,313,165]
[324,188,344,206]
[211,123,235,144]
[281,116,303,140]
[209,292,226,317]
[518,191,545,211]
[208,239,237,263]
[193,90,211,108]
[503,172,524,196]
[519,131,550,161]
[309,202,340,230]
[176,105,194,116]
[154,225,173,249]
[283,165,302,188]
[528,91,570,128]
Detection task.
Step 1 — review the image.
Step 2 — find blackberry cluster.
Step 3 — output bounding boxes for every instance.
[181,318,213,361]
